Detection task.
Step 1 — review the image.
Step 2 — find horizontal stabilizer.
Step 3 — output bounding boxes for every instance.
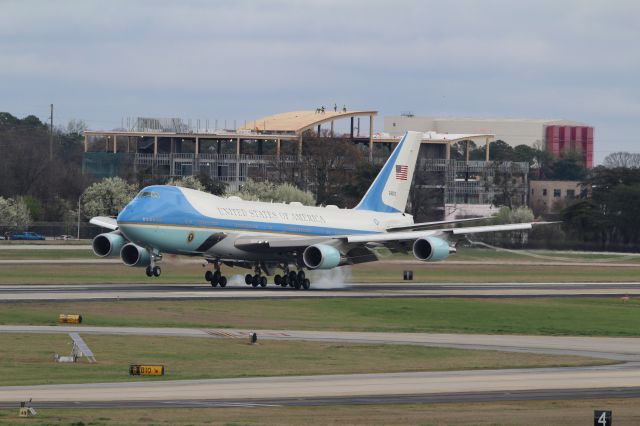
[89,216,118,230]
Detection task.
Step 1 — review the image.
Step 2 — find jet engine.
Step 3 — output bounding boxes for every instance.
[92,232,127,258]
[303,244,341,270]
[412,237,454,262]
[120,243,151,267]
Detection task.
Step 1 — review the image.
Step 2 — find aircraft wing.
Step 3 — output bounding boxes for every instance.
[385,217,489,232]
[226,222,542,267]
[347,223,534,244]
[89,216,118,230]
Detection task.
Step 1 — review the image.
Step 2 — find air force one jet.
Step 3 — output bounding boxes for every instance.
[90,131,540,290]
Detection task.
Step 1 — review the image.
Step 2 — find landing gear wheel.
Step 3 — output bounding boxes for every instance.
[219,276,227,287]
[282,275,289,287]
[274,274,282,286]
[210,280,218,287]
[297,270,305,282]
[293,278,301,290]
[302,278,310,290]
[260,276,267,287]
[212,270,221,284]
[252,274,260,288]
[245,274,253,285]
[145,266,153,277]
[152,266,161,277]
[205,270,213,282]
[288,270,297,282]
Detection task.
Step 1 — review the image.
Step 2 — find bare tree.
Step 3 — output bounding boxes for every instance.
[603,152,640,168]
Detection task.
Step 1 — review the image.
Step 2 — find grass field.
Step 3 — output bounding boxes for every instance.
[2,297,639,336]
[2,261,640,284]
[2,246,639,262]
[1,398,638,425]
[0,333,606,386]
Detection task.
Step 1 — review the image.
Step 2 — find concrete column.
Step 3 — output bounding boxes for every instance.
[236,138,241,156]
[368,115,374,162]
[446,142,451,160]
[330,120,334,137]
[113,135,117,153]
[195,137,199,157]
[298,135,303,158]
[350,117,354,139]
[465,140,470,161]
[153,136,158,157]
[485,136,490,161]
[84,134,88,152]
[276,139,281,158]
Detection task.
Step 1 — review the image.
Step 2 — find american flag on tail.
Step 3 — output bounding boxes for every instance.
[395,165,408,180]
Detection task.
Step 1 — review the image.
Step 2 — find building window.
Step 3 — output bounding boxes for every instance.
[553,189,561,197]
[566,189,575,199]
[542,188,547,196]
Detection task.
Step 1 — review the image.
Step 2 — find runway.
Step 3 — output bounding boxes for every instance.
[1,325,639,407]
[2,281,640,301]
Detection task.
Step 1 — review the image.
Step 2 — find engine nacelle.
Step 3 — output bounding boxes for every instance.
[120,243,151,267]
[412,237,454,262]
[303,244,341,270]
[92,232,127,258]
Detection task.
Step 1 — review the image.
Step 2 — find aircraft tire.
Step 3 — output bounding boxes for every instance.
[260,276,267,287]
[205,271,213,282]
[282,276,289,287]
[145,266,153,277]
[274,274,282,285]
[302,278,310,290]
[252,274,260,288]
[219,276,227,287]
[210,280,218,287]
[297,270,305,281]
[293,278,301,290]
[288,271,297,283]
[245,274,253,285]
[152,266,161,277]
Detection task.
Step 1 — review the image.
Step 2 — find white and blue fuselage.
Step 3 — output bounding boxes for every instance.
[117,185,413,260]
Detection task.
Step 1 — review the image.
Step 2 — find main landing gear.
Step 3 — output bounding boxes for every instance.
[205,261,227,287]
[273,268,310,290]
[245,264,268,288]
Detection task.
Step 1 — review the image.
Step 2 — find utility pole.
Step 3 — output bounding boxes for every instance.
[49,104,54,160]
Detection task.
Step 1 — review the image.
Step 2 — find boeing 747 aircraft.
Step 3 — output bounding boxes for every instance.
[91,131,539,289]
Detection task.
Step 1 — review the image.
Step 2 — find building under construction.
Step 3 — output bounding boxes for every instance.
[83,110,529,220]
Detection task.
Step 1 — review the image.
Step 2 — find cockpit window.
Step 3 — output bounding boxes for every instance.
[137,191,160,199]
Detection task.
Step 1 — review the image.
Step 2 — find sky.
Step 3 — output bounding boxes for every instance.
[1,0,638,163]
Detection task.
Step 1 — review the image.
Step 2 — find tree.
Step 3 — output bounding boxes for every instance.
[490,206,534,224]
[227,180,316,205]
[81,177,138,219]
[300,131,363,205]
[166,176,206,192]
[0,196,32,230]
[197,173,227,196]
[603,152,640,168]
[546,151,588,180]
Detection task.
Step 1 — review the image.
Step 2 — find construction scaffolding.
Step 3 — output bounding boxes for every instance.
[412,159,530,220]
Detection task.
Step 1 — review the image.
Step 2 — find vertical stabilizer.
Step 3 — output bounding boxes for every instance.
[354,131,422,213]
